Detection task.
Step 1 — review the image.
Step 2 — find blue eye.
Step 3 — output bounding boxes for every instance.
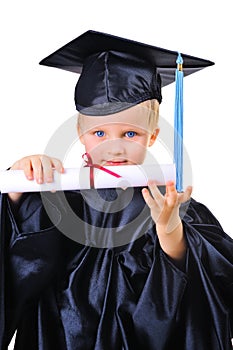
[95,130,105,137]
[125,131,136,138]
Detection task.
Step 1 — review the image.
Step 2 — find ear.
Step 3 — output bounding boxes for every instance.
[148,128,160,147]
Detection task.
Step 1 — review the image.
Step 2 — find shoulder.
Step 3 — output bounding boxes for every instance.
[181,197,223,228]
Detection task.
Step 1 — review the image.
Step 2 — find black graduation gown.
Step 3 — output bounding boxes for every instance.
[0,187,233,350]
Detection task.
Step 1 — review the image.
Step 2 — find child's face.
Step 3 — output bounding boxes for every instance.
[78,105,159,166]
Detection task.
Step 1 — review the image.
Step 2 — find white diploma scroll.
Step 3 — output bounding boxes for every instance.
[0,164,176,193]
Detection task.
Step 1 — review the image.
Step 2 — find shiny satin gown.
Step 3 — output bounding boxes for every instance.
[0,187,233,349]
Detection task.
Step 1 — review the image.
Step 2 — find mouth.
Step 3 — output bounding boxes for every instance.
[104,160,129,166]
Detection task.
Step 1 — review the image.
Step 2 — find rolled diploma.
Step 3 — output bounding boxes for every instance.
[0,164,176,193]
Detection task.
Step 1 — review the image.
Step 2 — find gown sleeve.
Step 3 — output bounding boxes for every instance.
[0,193,8,349]
[0,192,63,349]
[174,198,233,348]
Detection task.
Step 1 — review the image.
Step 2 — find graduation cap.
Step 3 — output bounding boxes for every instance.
[39,30,214,191]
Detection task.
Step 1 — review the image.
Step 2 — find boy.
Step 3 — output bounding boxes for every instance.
[9,99,191,260]
[1,31,233,349]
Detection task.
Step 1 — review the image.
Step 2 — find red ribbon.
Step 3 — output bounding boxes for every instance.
[82,153,122,189]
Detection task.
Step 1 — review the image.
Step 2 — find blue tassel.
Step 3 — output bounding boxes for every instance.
[174,53,184,192]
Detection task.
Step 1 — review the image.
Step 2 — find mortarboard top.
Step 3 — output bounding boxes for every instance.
[39,30,214,116]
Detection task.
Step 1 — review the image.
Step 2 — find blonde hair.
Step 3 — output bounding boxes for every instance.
[77,99,160,134]
[139,99,160,132]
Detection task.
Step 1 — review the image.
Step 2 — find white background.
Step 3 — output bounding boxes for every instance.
[0,6,232,219]
[0,1,232,346]
[1,1,232,222]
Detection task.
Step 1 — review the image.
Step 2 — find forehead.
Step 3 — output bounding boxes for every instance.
[78,104,152,131]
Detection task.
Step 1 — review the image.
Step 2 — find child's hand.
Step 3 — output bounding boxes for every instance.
[8,155,64,203]
[11,154,64,184]
[142,181,192,259]
[142,181,192,232]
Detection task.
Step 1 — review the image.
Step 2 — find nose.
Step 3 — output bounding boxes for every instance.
[106,139,125,156]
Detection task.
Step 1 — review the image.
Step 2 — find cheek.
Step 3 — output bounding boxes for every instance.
[126,141,147,159]
[128,137,150,151]
[83,138,107,161]
[81,136,98,152]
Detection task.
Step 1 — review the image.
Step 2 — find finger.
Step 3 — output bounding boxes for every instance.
[178,186,192,204]
[141,187,160,210]
[165,181,178,207]
[40,156,55,183]
[165,180,175,195]
[22,158,34,180]
[30,157,43,184]
[51,157,64,174]
[147,181,164,207]
[11,158,33,180]
[10,160,20,171]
